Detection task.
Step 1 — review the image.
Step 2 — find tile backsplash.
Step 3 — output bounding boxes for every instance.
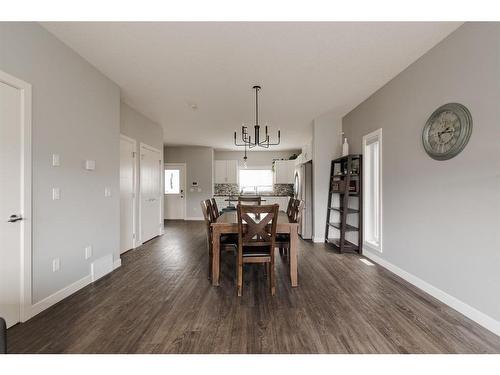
[214,183,239,196]
[273,184,294,196]
[214,183,293,197]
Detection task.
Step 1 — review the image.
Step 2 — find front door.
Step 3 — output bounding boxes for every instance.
[140,144,162,243]
[164,164,186,220]
[0,81,22,328]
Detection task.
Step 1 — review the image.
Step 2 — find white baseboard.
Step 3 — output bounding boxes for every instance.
[24,274,92,322]
[312,236,324,243]
[91,254,114,282]
[185,216,204,221]
[363,249,500,337]
[23,254,122,323]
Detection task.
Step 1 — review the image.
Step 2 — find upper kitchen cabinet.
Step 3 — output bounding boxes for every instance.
[274,160,295,184]
[215,160,239,183]
[295,139,313,165]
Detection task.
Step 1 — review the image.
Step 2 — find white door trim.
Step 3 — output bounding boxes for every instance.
[164,162,187,220]
[139,142,163,243]
[0,70,32,323]
[120,134,138,250]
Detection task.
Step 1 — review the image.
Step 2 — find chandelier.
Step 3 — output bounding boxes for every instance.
[234,85,281,149]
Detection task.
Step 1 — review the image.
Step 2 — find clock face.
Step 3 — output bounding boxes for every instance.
[422,103,472,160]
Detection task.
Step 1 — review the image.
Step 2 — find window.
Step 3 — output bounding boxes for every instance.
[239,169,273,194]
[164,169,180,194]
[363,128,382,252]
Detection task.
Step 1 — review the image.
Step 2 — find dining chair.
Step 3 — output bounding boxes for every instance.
[285,197,295,219]
[276,199,304,258]
[201,199,237,280]
[237,196,262,206]
[210,198,220,219]
[236,203,279,296]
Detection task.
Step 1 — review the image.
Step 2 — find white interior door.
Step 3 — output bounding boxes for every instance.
[0,81,22,328]
[140,144,162,243]
[164,163,186,220]
[120,136,136,253]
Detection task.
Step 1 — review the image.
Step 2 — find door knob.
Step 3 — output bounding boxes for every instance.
[8,214,23,223]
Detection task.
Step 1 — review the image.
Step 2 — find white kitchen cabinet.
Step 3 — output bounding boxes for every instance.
[264,196,290,211]
[215,160,239,183]
[274,160,295,184]
[226,160,238,183]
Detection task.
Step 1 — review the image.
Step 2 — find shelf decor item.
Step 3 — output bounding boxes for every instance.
[325,154,363,254]
[422,103,473,160]
[342,137,349,156]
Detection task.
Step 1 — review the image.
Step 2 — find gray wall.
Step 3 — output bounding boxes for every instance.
[120,102,164,237]
[312,112,342,242]
[120,102,163,152]
[164,146,214,219]
[0,23,121,302]
[343,23,500,321]
[214,150,300,168]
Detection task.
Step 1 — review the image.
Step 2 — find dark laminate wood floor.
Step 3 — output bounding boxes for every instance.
[7,220,500,353]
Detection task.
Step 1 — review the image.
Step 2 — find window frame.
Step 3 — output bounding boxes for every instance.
[362,128,383,253]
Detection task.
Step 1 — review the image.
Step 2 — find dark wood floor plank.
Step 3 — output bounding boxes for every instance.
[7,220,500,353]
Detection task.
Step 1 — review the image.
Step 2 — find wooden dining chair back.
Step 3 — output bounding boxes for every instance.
[237,196,262,206]
[200,199,213,278]
[286,197,295,219]
[291,199,304,224]
[276,199,303,259]
[201,199,238,281]
[210,198,220,219]
[236,204,279,296]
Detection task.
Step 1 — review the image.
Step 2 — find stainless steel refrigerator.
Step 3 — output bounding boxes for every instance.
[293,160,313,239]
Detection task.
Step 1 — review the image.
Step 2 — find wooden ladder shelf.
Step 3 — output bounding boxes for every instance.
[325,154,363,254]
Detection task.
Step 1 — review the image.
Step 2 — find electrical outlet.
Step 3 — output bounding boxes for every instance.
[104,187,112,197]
[85,160,96,170]
[52,187,60,200]
[52,154,60,167]
[52,258,60,272]
[85,245,92,260]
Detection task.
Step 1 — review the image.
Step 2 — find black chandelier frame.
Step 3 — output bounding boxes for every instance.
[234,85,281,149]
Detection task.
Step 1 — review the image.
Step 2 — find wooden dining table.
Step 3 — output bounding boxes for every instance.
[211,210,299,287]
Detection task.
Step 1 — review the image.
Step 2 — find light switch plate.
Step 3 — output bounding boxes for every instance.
[85,160,96,170]
[104,187,112,197]
[52,187,60,200]
[52,258,60,272]
[85,245,92,260]
[52,154,60,167]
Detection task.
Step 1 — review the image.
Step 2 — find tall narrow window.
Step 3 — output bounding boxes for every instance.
[363,129,382,252]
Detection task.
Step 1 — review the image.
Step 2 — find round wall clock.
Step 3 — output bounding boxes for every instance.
[422,103,473,160]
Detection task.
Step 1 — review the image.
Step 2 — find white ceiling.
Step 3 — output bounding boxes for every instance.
[41,22,461,150]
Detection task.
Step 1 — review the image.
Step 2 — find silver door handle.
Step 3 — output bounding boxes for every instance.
[8,214,23,223]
